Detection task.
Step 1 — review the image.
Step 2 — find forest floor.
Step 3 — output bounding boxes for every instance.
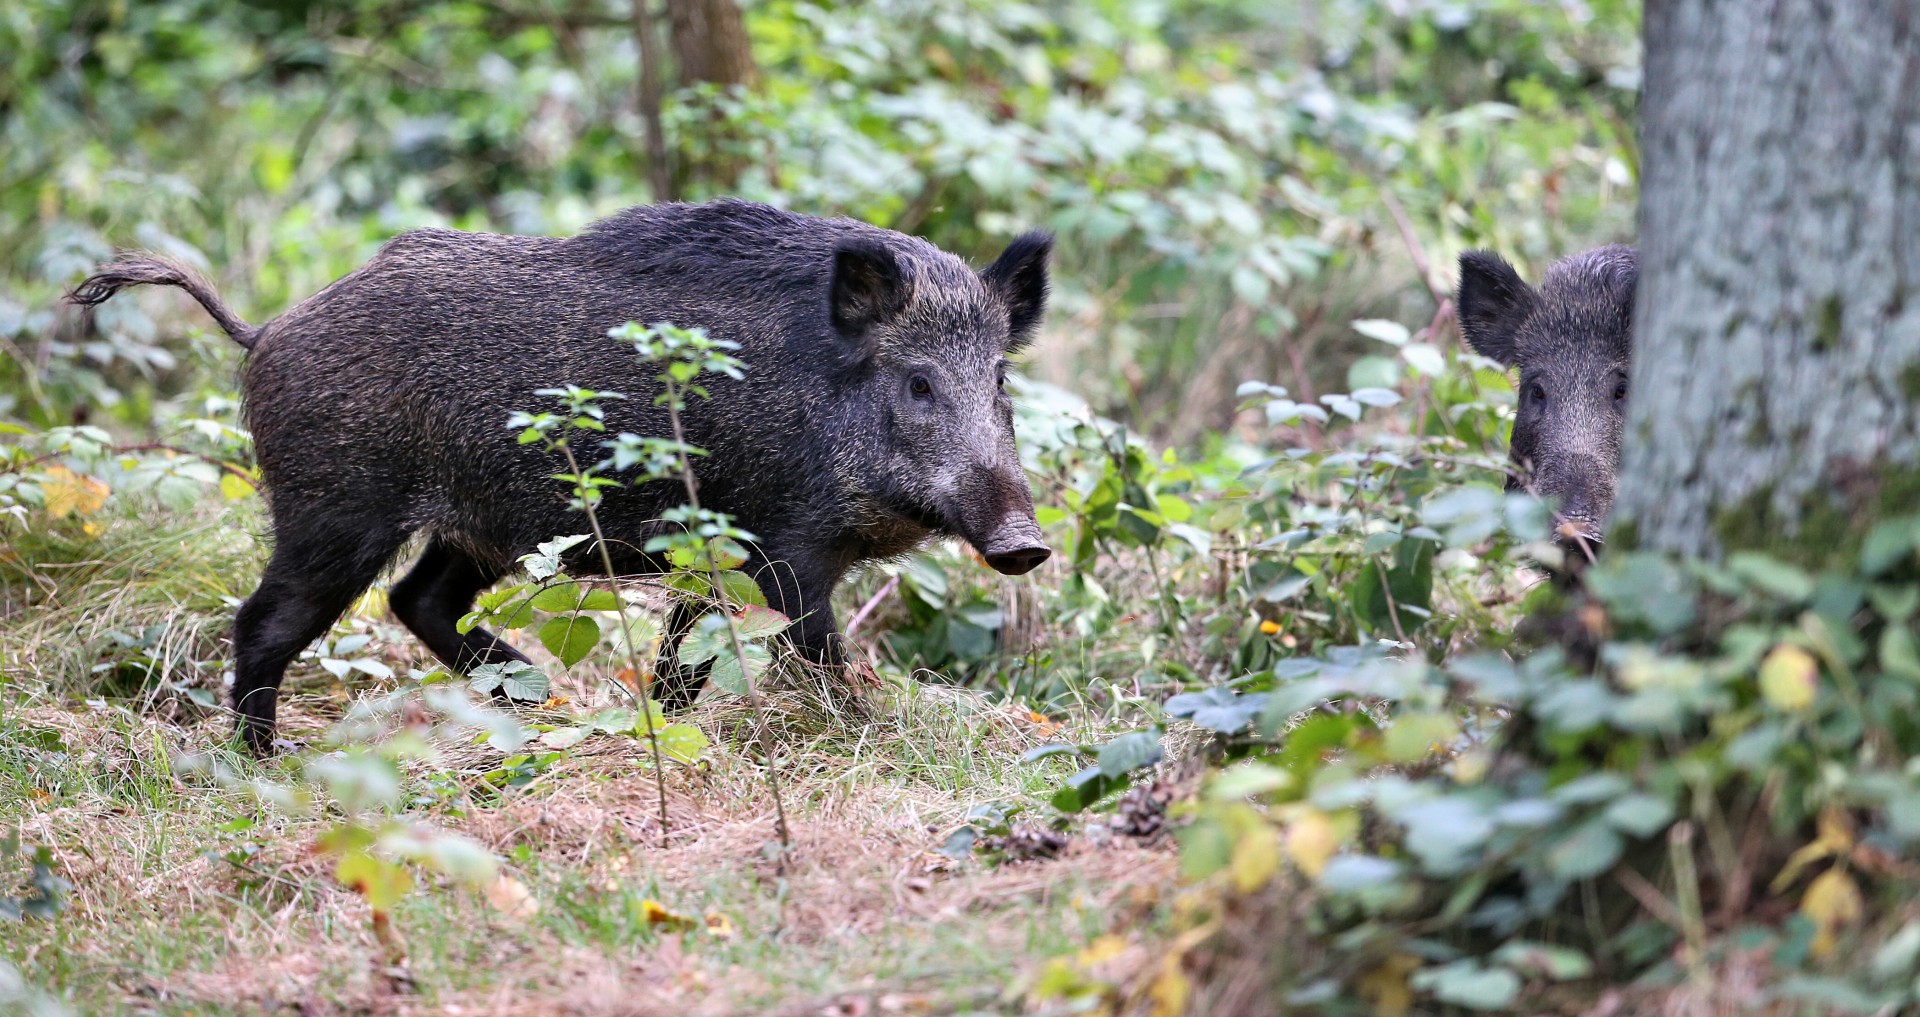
[1,502,1176,1016]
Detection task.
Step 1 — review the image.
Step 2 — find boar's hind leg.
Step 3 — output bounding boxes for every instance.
[390,538,530,674]
[232,523,407,755]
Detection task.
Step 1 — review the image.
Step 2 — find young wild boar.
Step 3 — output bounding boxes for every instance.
[70,199,1054,752]
[1456,245,1636,551]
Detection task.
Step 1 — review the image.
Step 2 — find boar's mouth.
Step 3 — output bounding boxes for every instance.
[889,498,1051,577]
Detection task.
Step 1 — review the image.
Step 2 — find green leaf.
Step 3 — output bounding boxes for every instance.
[1165,687,1269,734]
[470,660,549,703]
[1727,552,1816,602]
[538,615,601,668]
[729,605,791,640]
[1051,765,1126,813]
[1881,625,1920,683]
[1489,941,1594,981]
[1382,711,1457,762]
[708,642,773,696]
[679,612,729,669]
[713,569,767,606]
[538,726,590,749]
[1351,318,1410,346]
[1021,742,1084,763]
[653,722,708,763]
[1603,793,1675,838]
[1096,728,1163,778]
[1413,961,1520,1010]
[1545,818,1623,880]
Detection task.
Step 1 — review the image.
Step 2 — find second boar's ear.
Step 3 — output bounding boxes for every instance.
[829,238,910,352]
[981,230,1052,352]
[1456,250,1535,367]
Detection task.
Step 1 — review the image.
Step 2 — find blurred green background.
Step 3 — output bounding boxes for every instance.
[0,0,1638,443]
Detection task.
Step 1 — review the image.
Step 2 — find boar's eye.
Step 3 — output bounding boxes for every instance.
[1613,376,1629,405]
[909,374,934,400]
[1527,381,1547,406]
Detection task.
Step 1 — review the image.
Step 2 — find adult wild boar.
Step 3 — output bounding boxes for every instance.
[70,200,1055,752]
[1456,244,1636,552]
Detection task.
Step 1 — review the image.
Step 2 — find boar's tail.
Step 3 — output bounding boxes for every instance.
[67,255,259,350]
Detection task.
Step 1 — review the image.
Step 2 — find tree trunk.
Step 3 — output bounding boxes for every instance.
[1614,0,1920,566]
[666,0,755,88]
[630,0,675,202]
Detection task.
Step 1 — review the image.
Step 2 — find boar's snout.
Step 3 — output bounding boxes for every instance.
[982,525,1051,575]
[950,462,1051,576]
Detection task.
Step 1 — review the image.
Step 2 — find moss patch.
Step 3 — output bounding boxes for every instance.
[1813,294,1844,353]
[1712,459,1920,568]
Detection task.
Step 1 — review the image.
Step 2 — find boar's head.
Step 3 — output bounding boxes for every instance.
[826,231,1054,575]
[1457,244,1636,548]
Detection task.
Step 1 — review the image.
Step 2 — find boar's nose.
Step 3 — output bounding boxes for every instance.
[984,541,1052,575]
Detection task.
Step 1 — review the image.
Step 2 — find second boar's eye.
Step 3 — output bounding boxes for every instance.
[1528,381,1547,406]
[1613,376,1629,404]
[909,374,934,399]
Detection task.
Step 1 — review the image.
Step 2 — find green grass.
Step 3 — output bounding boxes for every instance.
[0,497,1176,1016]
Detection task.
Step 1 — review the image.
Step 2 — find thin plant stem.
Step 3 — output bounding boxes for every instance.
[558,440,672,849]
[661,376,793,860]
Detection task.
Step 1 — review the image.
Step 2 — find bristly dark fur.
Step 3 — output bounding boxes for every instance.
[1458,244,1637,544]
[69,198,1055,753]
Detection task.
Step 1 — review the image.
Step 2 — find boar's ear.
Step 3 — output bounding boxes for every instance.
[1457,250,1536,367]
[829,238,910,352]
[981,230,1052,352]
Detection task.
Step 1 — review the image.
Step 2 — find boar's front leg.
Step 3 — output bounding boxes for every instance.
[748,548,844,665]
[653,547,843,710]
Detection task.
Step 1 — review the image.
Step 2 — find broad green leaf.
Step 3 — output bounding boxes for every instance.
[1096,728,1163,778]
[729,605,791,640]
[538,615,601,668]
[654,722,708,763]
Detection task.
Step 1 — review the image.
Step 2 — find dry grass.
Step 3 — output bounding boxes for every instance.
[1,502,1182,1017]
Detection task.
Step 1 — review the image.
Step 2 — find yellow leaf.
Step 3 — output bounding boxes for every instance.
[41,465,108,519]
[1772,807,1856,893]
[219,471,254,501]
[1230,827,1281,893]
[1284,807,1341,878]
[1760,644,1819,712]
[1801,868,1864,959]
[336,850,413,913]
[1148,953,1190,1017]
[1258,619,1281,635]
[1355,953,1421,1017]
[641,898,699,931]
[485,874,538,918]
[1077,934,1128,967]
[704,910,736,939]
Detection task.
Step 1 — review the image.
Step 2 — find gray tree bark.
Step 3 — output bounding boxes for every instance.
[1615,0,1920,564]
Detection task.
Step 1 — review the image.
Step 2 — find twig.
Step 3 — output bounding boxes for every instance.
[1382,191,1459,348]
[1382,191,1447,308]
[844,575,899,639]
